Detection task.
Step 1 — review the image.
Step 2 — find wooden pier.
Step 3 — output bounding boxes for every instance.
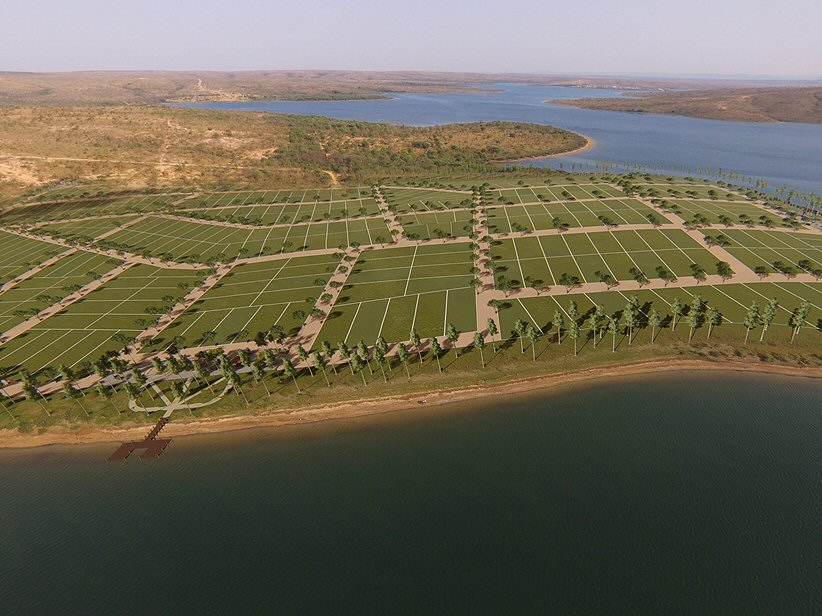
[107,416,171,461]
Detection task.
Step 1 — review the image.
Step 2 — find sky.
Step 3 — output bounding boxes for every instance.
[2,0,821,77]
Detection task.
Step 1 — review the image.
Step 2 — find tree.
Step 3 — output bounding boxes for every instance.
[743,301,761,344]
[558,273,580,292]
[63,381,89,416]
[760,298,779,342]
[429,337,443,372]
[622,304,636,345]
[789,301,811,343]
[486,318,499,353]
[296,345,313,376]
[649,309,662,343]
[338,341,353,374]
[689,263,707,283]
[628,267,649,287]
[238,348,253,368]
[410,328,423,364]
[608,315,619,352]
[321,341,337,374]
[671,298,684,331]
[350,354,367,386]
[568,320,581,356]
[552,311,564,344]
[655,266,676,286]
[687,295,704,343]
[589,312,602,349]
[445,323,460,355]
[356,340,372,375]
[312,351,331,387]
[716,261,734,281]
[397,342,412,378]
[473,333,486,369]
[526,325,541,361]
[252,359,271,396]
[594,304,607,342]
[95,383,120,415]
[374,349,388,383]
[514,318,528,353]
[282,358,301,393]
[706,306,722,340]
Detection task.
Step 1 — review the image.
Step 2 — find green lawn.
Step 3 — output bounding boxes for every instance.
[153,253,340,348]
[103,215,392,262]
[316,243,476,345]
[492,229,716,287]
[0,231,64,283]
[0,264,203,376]
[721,229,822,274]
[0,250,122,332]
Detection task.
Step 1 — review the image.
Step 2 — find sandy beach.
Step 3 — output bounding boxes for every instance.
[494,134,596,164]
[1,358,818,450]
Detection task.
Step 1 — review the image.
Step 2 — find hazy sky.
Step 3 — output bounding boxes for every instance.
[2,0,820,77]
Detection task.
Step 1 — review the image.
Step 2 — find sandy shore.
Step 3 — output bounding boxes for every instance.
[494,134,596,164]
[1,358,819,450]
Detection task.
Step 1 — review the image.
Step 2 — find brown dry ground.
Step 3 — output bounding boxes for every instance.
[0,105,586,202]
[552,86,822,124]
[0,70,761,106]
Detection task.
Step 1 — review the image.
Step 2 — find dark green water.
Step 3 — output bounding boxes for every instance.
[1,371,820,614]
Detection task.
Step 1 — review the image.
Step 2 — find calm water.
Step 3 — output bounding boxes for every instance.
[2,372,821,614]
[175,83,822,194]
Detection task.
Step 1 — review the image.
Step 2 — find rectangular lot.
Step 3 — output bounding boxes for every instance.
[722,229,822,273]
[397,210,475,239]
[184,198,382,225]
[668,199,779,226]
[316,243,476,346]
[0,250,121,333]
[497,282,821,344]
[0,265,203,376]
[39,215,140,240]
[0,231,64,282]
[103,216,392,262]
[486,198,666,233]
[488,183,628,205]
[154,253,340,348]
[382,187,474,213]
[181,188,371,209]
[492,229,717,287]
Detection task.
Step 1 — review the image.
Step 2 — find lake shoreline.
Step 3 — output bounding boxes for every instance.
[493,133,595,164]
[1,358,819,451]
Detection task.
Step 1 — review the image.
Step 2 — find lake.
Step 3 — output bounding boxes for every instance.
[174,83,822,195]
[2,371,820,614]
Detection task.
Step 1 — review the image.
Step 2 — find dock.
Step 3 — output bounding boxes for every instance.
[107,416,171,461]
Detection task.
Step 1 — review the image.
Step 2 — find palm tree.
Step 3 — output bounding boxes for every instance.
[95,383,121,414]
[473,332,487,368]
[313,351,331,387]
[760,298,779,341]
[63,381,89,416]
[350,354,367,386]
[789,301,811,343]
[743,301,761,344]
[356,340,372,375]
[410,328,423,364]
[648,309,662,343]
[671,298,684,331]
[429,337,443,372]
[282,358,301,393]
[594,304,607,342]
[568,321,581,356]
[321,341,337,374]
[445,323,460,355]
[526,325,541,361]
[252,359,271,396]
[338,341,353,374]
[706,306,722,339]
[375,336,391,369]
[171,380,193,415]
[514,318,528,353]
[486,318,498,353]
[552,311,564,344]
[687,295,704,343]
[374,349,388,383]
[608,315,619,352]
[296,345,313,376]
[397,343,412,378]
[227,369,248,405]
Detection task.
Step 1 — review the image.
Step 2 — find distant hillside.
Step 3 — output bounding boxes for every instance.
[551,87,822,124]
